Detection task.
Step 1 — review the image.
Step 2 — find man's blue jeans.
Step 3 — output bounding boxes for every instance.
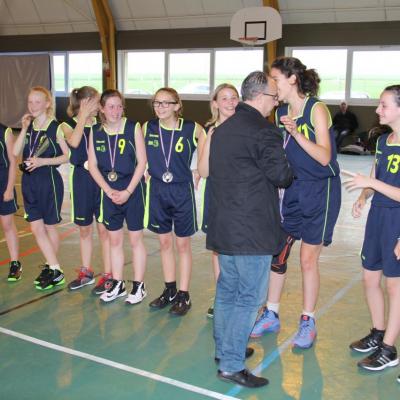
[214,254,272,373]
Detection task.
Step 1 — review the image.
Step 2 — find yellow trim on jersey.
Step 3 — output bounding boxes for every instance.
[33,118,54,131]
[56,124,64,140]
[103,117,127,136]
[288,96,309,120]
[142,121,149,138]
[199,178,207,229]
[4,127,12,143]
[69,165,75,222]
[159,117,184,131]
[72,116,97,128]
[143,176,151,229]
[310,101,332,130]
[385,134,400,147]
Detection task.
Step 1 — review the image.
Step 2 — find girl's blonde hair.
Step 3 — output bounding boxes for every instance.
[151,87,183,117]
[206,83,239,127]
[99,89,125,126]
[67,86,99,117]
[29,86,55,118]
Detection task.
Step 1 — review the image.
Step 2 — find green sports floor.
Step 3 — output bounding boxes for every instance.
[1,155,399,400]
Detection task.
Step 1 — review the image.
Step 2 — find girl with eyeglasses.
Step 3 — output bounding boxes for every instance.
[251,57,341,349]
[197,83,240,318]
[88,89,147,304]
[143,87,203,316]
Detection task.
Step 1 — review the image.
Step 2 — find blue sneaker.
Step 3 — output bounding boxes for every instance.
[292,315,317,349]
[250,308,280,338]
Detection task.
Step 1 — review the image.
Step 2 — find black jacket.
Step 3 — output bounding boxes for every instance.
[206,102,293,255]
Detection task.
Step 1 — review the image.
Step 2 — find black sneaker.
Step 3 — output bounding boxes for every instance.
[169,291,191,316]
[149,287,177,309]
[350,328,385,353]
[206,306,214,319]
[34,264,50,285]
[7,261,22,282]
[36,268,65,291]
[92,273,113,295]
[358,343,399,371]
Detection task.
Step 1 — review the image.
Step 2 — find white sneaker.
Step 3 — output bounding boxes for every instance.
[125,281,147,305]
[100,279,127,303]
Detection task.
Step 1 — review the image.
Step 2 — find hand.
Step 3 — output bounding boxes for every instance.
[280,116,299,137]
[21,114,33,130]
[193,169,200,190]
[394,240,400,261]
[78,98,99,121]
[3,189,14,202]
[25,157,44,172]
[111,190,130,205]
[344,173,373,192]
[352,197,366,218]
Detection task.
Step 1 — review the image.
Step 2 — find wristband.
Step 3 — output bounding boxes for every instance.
[126,188,132,195]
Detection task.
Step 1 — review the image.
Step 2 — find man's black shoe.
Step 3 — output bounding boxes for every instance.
[215,347,254,363]
[217,369,269,388]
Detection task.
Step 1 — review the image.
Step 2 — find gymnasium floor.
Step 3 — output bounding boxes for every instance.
[1,154,399,400]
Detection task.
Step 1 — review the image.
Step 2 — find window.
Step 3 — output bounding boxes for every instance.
[215,49,264,93]
[119,48,264,99]
[169,52,210,94]
[125,52,164,95]
[53,54,66,92]
[287,46,400,105]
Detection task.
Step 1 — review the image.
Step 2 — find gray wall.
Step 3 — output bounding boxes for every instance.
[2,21,400,129]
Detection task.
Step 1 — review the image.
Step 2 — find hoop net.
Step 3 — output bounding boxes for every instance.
[237,36,259,47]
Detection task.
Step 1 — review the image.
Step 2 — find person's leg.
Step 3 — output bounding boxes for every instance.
[129,230,147,282]
[175,236,191,291]
[97,222,111,274]
[107,229,124,280]
[45,224,60,257]
[0,214,19,260]
[31,220,58,266]
[159,232,176,282]
[78,224,93,268]
[383,277,400,346]
[218,255,271,373]
[364,269,385,330]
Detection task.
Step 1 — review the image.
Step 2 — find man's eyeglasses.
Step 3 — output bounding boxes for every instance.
[152,100,178,108]
[263,93,279,101]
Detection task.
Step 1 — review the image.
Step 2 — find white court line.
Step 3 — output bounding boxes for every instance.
[0,221,74,244]
[0,326,239,400]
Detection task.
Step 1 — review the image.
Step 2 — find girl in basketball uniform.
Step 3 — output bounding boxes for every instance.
[88,89,147,304]
[0,123,22,281]
[345,85,400,373]
[143,87,203,316]
[197,83,239,317]
[62,86,111,293]
[13,86,69,290]
[251,57,341,348]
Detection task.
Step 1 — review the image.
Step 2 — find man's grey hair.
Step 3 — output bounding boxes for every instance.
[241,70,269,101]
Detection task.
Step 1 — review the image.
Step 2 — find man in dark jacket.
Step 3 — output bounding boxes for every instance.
[207,71,293,388]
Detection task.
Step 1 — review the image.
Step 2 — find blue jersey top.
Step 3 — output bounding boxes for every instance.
[372,133,400,208]
[0,123,12,170]
[93,118,140,180]
[22,119,63,163]
[143,118,198,183]
[276,97,340,180]
[63,117,96,166]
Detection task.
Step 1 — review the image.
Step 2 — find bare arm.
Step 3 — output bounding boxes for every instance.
[197,127,212,178]
[281,103,332,166]
[4,129,17,201]
[13,114,32,157]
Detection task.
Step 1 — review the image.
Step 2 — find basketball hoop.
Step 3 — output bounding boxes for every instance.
[238,36,259,47]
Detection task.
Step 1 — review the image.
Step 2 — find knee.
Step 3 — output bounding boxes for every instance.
[300,255,317,273]
[176,239,190,254]
[385,278,400,298]
[1,216,13,232]
[159,236,173,252]
[97,225,108,243]
[109,233,123,248]
[31,223,45,237]
[79,225,92,239]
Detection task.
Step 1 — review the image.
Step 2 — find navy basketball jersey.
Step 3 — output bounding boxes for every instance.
[64,117,95,166]
[372,133,400,208]
[143,118,197,183]
[0,123,12,170]
[22,119,63,162]
[276,97,339,180]
[93,118,139,179]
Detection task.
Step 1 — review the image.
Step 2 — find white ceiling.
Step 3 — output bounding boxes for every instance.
[0,0,399,36]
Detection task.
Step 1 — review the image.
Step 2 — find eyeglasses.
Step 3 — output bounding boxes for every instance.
[152,100,178,108]
[263,93,279,101]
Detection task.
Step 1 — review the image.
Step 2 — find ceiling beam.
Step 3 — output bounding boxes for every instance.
[91,0,116,90]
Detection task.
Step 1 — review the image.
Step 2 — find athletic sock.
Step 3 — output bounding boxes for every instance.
[165,281,177,290]
[302,310,315,319]
[49,264,61,271]
[267,302,280,314]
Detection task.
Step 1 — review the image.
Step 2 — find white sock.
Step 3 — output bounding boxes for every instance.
[267,302,280,315]
[302,310,315,319]
[49,264,60,271]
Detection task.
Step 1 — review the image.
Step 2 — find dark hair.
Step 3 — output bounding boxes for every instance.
[384,85,400,107]
[67,86,99,117]
[99,89,125,124]
[271,57,320,97]
[241,71,269,101]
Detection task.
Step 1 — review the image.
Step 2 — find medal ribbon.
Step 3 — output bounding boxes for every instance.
[106,132,119,172]
[28,129,42,158]
[158,120,176,172]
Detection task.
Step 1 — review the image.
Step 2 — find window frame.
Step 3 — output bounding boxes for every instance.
[286,45,400,106]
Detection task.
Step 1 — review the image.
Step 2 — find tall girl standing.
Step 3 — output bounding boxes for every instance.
[0,123,21,281]
[13,86,69,290]
[88,89,147,304]
[345,85,400,372]
[197,83,239,317]
[251,57,341,348]
[62,86,111,293]
[143,87,203,316]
